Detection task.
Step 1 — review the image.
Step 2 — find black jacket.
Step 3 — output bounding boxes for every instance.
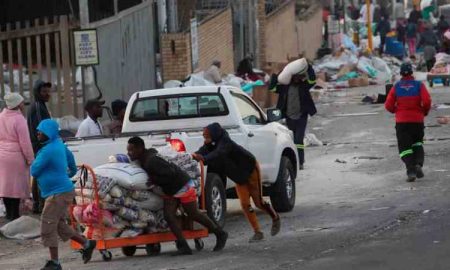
[375,19,391,37]
[27,80,51,154]
[275,64,317,118]
[196,123,256,185]
[140,149,190,196]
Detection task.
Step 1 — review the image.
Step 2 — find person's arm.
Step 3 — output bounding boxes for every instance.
[202,139,233,164]
[16,118,34,165]
[195,144,211,156]
[420,83,432,116]
[385,86,397,113]
[31,147,49,178]
[65,146,77,178]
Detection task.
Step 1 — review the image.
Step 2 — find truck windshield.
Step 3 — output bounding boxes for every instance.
[129,93,228,121]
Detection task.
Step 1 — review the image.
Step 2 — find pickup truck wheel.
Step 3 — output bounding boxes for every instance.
[270,156,296,212]
[205,173,227,228]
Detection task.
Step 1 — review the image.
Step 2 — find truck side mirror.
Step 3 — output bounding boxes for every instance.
[267,108,282,122]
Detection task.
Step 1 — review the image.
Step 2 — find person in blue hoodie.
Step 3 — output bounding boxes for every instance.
[31,119,96,270]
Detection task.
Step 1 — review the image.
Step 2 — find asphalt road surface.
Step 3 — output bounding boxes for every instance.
[1,84,450,270]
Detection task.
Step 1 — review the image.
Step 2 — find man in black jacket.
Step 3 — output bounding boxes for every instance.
[193,123,280,242]
[271,59,317,170]
[127,137,228,255]
[27,80,52,214]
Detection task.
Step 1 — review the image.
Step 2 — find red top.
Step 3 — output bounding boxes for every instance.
[385,76,432,123]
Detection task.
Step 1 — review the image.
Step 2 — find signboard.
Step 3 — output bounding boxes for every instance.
[190,18,199,71]
[73,30,99,66]
[327,15,340,34]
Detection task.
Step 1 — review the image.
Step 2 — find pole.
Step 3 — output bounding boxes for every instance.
[79,0,89,114]
[392,0,396,21]
[366,0,373,52]
[240,0,245,60]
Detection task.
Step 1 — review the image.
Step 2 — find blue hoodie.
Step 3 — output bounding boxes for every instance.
[31,119,77,198]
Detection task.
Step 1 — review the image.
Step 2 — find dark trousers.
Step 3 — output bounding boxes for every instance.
[426,58,436,72]
[380,35,386,55]
[32,178,45,213]
[3,198,20,220]
[396,123,425,171]
[286,114,308,165]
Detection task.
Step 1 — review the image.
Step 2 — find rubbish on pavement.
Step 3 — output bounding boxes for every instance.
[335,159,347,164]
[0,216,40,240]
[305,133,323,147]
[332,112,379,117]
[368,207,391,211]
[436,116,450,125]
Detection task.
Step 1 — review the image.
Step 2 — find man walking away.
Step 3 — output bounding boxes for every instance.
[127,137,228,256]
[375,15,391,55]
[76,99,105,137]
[271,58,317,170]
[31,119,96,270]
[385,63,432,182]
[27,80,52,214]
[418,24,439,72]
[193,123,280,242]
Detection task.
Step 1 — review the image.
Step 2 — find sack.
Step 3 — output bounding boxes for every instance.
[109,186,124,198]
[83,226,121,240]
[278,58,308,85]
[117,207,139,221]
[112,215,130,230]
[124,197,140,210]
[120,228,143,238]
[131,221,148,229]
[0,216,41,240]
[138,209,156,224]
[94,163,149,190]
[136,194,164,211]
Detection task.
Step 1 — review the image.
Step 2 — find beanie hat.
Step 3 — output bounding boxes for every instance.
[4,93,24,109]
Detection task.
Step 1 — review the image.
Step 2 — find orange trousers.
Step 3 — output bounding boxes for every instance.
[235,164,278,233]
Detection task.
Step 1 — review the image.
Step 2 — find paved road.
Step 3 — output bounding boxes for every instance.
[1,84,450,270]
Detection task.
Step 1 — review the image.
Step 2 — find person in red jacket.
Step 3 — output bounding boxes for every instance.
[385,63,432,182]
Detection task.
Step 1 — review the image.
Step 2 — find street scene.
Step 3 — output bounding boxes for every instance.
[1,0,450,270]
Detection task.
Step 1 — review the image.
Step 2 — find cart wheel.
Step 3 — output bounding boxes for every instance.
[122,246,137,257]
[194,239,204,251]
[101,250,112,261]
[145,243,161,256]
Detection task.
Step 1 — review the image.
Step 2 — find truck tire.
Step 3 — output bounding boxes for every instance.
[270,156,296,212]
[205,173,227,228]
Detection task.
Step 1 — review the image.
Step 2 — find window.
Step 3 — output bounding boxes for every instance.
[232,94,265,125]
[130,94,228,121]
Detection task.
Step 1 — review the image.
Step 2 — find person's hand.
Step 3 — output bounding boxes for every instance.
[192,153,204,162]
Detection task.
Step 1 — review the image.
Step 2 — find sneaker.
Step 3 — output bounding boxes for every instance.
[299,164,304,170]
[407,170,417,182]
[213,230,228,252]
[271,217,281,236]
[172,240,193,256]
[82,240,96,264]
[249,231,264,243]
[416,165,424,179]
[41,261,62,270]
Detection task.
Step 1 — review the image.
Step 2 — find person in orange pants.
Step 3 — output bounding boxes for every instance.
[193,122,280,242]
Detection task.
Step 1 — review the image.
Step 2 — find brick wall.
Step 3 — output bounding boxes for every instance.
[161,8,234,82]
[197,8,234,74]
[257,0,267,68]
[264,2,323,63]
[264,1,297,63]
[161,33,192,81]
[296,7,323,60]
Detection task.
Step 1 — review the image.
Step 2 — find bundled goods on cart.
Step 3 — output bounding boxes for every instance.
[72,145,202,240]
[430,53,450,75]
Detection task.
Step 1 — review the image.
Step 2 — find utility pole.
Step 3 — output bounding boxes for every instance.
[366,0,373,52]
[79,0,89,108]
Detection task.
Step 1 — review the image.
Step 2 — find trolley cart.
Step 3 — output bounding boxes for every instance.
[70,163,209,261]
[427,73,450,87]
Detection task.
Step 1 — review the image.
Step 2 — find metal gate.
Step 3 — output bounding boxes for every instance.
[0,16,80,117]
[88,1,156,105]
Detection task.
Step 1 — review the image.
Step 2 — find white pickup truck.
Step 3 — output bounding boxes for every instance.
[67,86,299,226]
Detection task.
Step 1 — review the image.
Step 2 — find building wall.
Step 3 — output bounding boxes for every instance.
[264,1,297,63]
[264,2,323,63]
[295,7,323,61]
[161,8,234,82]
[197,8,234,74]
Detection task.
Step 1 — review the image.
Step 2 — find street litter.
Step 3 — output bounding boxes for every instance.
[305,133,323,147]
[423,210,431,214]
[333,112,379,117]
[335,159,347,164]
[0,216,41,240]
[369,207,391,211]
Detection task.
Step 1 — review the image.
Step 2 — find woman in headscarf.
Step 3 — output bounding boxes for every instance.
[0,93,34,220]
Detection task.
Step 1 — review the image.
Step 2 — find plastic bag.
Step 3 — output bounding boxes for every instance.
[138,209,156,224]
[0,216,41,240]
[135,193,164,211]
[120,228,143,238]
[131,221,148,229]
[124,197,140,210]
[112,215,130,230]
[109,186,124,198]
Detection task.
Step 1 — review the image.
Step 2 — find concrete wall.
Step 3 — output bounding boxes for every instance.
[161,8,234,82]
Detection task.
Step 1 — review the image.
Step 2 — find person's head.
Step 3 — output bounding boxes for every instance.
[85,99,105,119]
[111,99,128,121]
[36,119,60,143]
[212,60,221,69]
[127,136,146,161]
[400,62,413,77]
[4,93,25,111]
[203,122,224,145]
[33,80,51,103]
